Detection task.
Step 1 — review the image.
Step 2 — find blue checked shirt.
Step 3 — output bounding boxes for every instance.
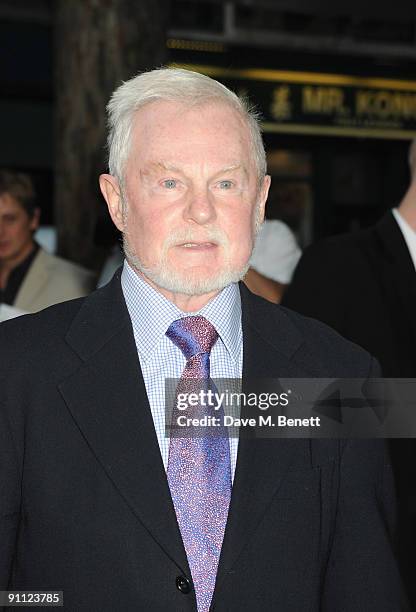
[121,261,242,481]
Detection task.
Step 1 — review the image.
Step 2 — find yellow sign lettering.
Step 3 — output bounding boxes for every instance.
[302,86,347,114]
[270,85,292,120]
[356,90,416,120]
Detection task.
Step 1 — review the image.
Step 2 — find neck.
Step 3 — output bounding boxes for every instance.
[0,240,35,289]
[137,270,220,312]
[397,181,416,231]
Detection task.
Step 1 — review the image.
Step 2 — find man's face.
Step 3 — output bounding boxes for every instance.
[0,193,39,265]
[102,100,270,297]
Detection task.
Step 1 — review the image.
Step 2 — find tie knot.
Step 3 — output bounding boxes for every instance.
[166,315,218,359]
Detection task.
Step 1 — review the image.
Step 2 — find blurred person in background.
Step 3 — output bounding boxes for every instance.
[97,241,123,287]
[0,169,95,318]
[282,139,416,605]
[244,218,301,302]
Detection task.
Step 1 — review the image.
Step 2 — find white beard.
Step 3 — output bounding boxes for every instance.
[123,230,250,297]
[121,198,263,297]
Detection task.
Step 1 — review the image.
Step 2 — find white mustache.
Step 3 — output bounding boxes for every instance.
[164,227,229,248]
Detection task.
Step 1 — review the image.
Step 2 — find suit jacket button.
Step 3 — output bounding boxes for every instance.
[176,575,191,594]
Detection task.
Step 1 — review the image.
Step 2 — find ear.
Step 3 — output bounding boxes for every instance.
[99,174,125,232]
[30,207,41,232]
[257,174,271,224]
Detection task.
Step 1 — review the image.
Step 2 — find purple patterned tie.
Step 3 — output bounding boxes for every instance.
[166,316,231,612]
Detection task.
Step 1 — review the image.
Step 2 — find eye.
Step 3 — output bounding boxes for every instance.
[162,179,177,189]
[218,180,233,189]
[3,215,18,224]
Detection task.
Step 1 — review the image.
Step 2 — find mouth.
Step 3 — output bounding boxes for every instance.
[176,242,218,251]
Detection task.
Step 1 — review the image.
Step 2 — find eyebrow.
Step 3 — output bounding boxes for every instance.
[212,164,249,181]
[148,162,248,178]
[156,162,184,174]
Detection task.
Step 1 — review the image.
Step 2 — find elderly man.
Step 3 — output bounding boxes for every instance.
[0,170,94,316]
[0,69,406,611]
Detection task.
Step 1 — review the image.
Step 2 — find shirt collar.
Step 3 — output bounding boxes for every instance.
[392,208,416,271]
[393,208,416,238]
[121,261,242,364]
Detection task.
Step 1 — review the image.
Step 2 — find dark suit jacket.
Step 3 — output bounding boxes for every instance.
[282,211,416,606]
[0,273,407,611]
[282,211,416,378]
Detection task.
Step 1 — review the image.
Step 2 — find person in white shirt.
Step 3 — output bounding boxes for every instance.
[283,138,416,606]
[393,139,416,271]
[244,218,301,302]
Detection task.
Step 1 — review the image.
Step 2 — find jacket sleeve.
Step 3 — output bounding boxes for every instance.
[0,326,23,588]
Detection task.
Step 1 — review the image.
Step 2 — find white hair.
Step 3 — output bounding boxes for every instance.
[106,67,267,185]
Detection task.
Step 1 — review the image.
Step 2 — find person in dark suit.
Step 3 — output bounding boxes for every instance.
[0,68,407,611]
[282,139,416,605]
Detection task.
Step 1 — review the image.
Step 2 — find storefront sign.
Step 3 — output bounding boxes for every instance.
[173,63,416,139]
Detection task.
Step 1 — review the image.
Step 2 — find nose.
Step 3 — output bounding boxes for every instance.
[184,188,216,225]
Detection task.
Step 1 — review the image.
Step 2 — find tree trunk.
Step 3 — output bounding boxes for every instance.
[54,0,169,268]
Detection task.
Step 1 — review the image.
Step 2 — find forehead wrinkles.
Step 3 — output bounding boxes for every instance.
[127,108,255,187]
[132,100,252,150]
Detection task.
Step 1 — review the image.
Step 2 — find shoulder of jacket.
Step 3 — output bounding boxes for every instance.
[39,249,93,278]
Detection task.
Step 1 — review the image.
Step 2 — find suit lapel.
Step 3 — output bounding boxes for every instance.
[214,286,309,595]
[58,273,190,576]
